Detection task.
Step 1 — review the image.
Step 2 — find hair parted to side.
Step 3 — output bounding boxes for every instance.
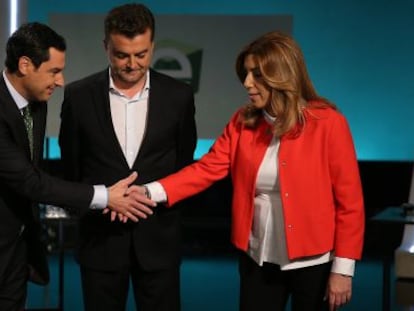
[5,22,66,73]
[104,3,155,43]
[235,31,335,137]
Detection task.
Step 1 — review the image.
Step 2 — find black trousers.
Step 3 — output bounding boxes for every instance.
[239,253,331,311]
[0,234,28,311]
[80,250,180,311]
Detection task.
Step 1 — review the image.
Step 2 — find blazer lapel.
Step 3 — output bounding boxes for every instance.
[250,117,274,179]
[0,77,32,159]
[31,102,47,164]
[90,70,129,167]
[131,69,163,168]
[126,69,162,169]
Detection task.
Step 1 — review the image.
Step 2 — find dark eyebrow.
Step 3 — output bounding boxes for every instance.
[49,67,63,73]
[114,48,149,56]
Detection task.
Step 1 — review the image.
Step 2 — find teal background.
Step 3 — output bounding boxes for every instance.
[28,0,414,161]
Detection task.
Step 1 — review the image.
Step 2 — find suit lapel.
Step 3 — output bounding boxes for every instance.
[90,70,129,167]
[31,102,47,164]
[250,118,274,179]
[0,77,32,160]
[131,69,160,168]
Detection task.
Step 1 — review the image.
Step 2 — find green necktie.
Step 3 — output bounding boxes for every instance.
[22,104,33,158]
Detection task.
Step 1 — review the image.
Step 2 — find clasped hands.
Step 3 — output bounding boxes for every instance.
[102,172,156,222]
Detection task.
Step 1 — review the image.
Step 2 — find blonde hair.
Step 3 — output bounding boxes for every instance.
[235,31,335,137]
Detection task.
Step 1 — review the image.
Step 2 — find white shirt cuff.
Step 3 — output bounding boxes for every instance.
[89,185,108,209]
[331,257,355,277]
[146,182,167,203]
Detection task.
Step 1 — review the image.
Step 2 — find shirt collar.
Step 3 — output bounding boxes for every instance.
[2,70,29,110]
[263,109,276,124]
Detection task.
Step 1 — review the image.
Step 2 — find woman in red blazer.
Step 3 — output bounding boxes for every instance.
[140,31,364,311]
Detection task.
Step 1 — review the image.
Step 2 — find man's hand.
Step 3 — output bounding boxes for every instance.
[104,172,156,222]
[126,185,147,196]
[325,272,352,311]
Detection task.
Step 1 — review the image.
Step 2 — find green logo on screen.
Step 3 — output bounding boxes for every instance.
[152,40,202,93]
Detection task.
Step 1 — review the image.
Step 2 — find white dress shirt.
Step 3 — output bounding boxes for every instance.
[109,70,150,168]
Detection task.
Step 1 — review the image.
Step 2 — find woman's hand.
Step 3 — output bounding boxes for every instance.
[326,272,352,311]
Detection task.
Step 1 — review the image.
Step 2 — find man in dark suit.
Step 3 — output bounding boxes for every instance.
[58,3,197,311]
[0,22,155,311]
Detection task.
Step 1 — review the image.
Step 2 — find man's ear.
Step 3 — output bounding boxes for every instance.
[18,56,32,75]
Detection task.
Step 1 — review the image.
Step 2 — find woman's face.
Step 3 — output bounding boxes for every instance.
[243,54,271,111]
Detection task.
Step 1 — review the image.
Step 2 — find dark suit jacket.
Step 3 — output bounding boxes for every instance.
[59,69,197,271]
[0,75,93,285]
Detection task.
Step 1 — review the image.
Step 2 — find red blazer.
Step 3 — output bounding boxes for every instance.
[160,102,365,260]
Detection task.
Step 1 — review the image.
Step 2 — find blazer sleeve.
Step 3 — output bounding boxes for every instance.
[0,116,93,209]
[160,111,240,205]
[328,112,365,258]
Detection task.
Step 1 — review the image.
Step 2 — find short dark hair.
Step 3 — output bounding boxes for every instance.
[104,3,155,42]
[5,22,66,73]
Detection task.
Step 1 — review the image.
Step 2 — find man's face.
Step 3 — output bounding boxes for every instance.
[105,28,154,89]
[22,47,65,102]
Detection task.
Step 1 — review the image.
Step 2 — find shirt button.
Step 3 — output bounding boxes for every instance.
[287,224,293,229]
[285,192,289,197]
[281,161,287,166]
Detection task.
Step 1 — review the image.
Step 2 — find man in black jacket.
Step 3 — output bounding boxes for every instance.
[59,3,197,311]
[0,22,155,310]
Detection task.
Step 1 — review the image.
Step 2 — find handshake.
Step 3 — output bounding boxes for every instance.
[103,172,156,223]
